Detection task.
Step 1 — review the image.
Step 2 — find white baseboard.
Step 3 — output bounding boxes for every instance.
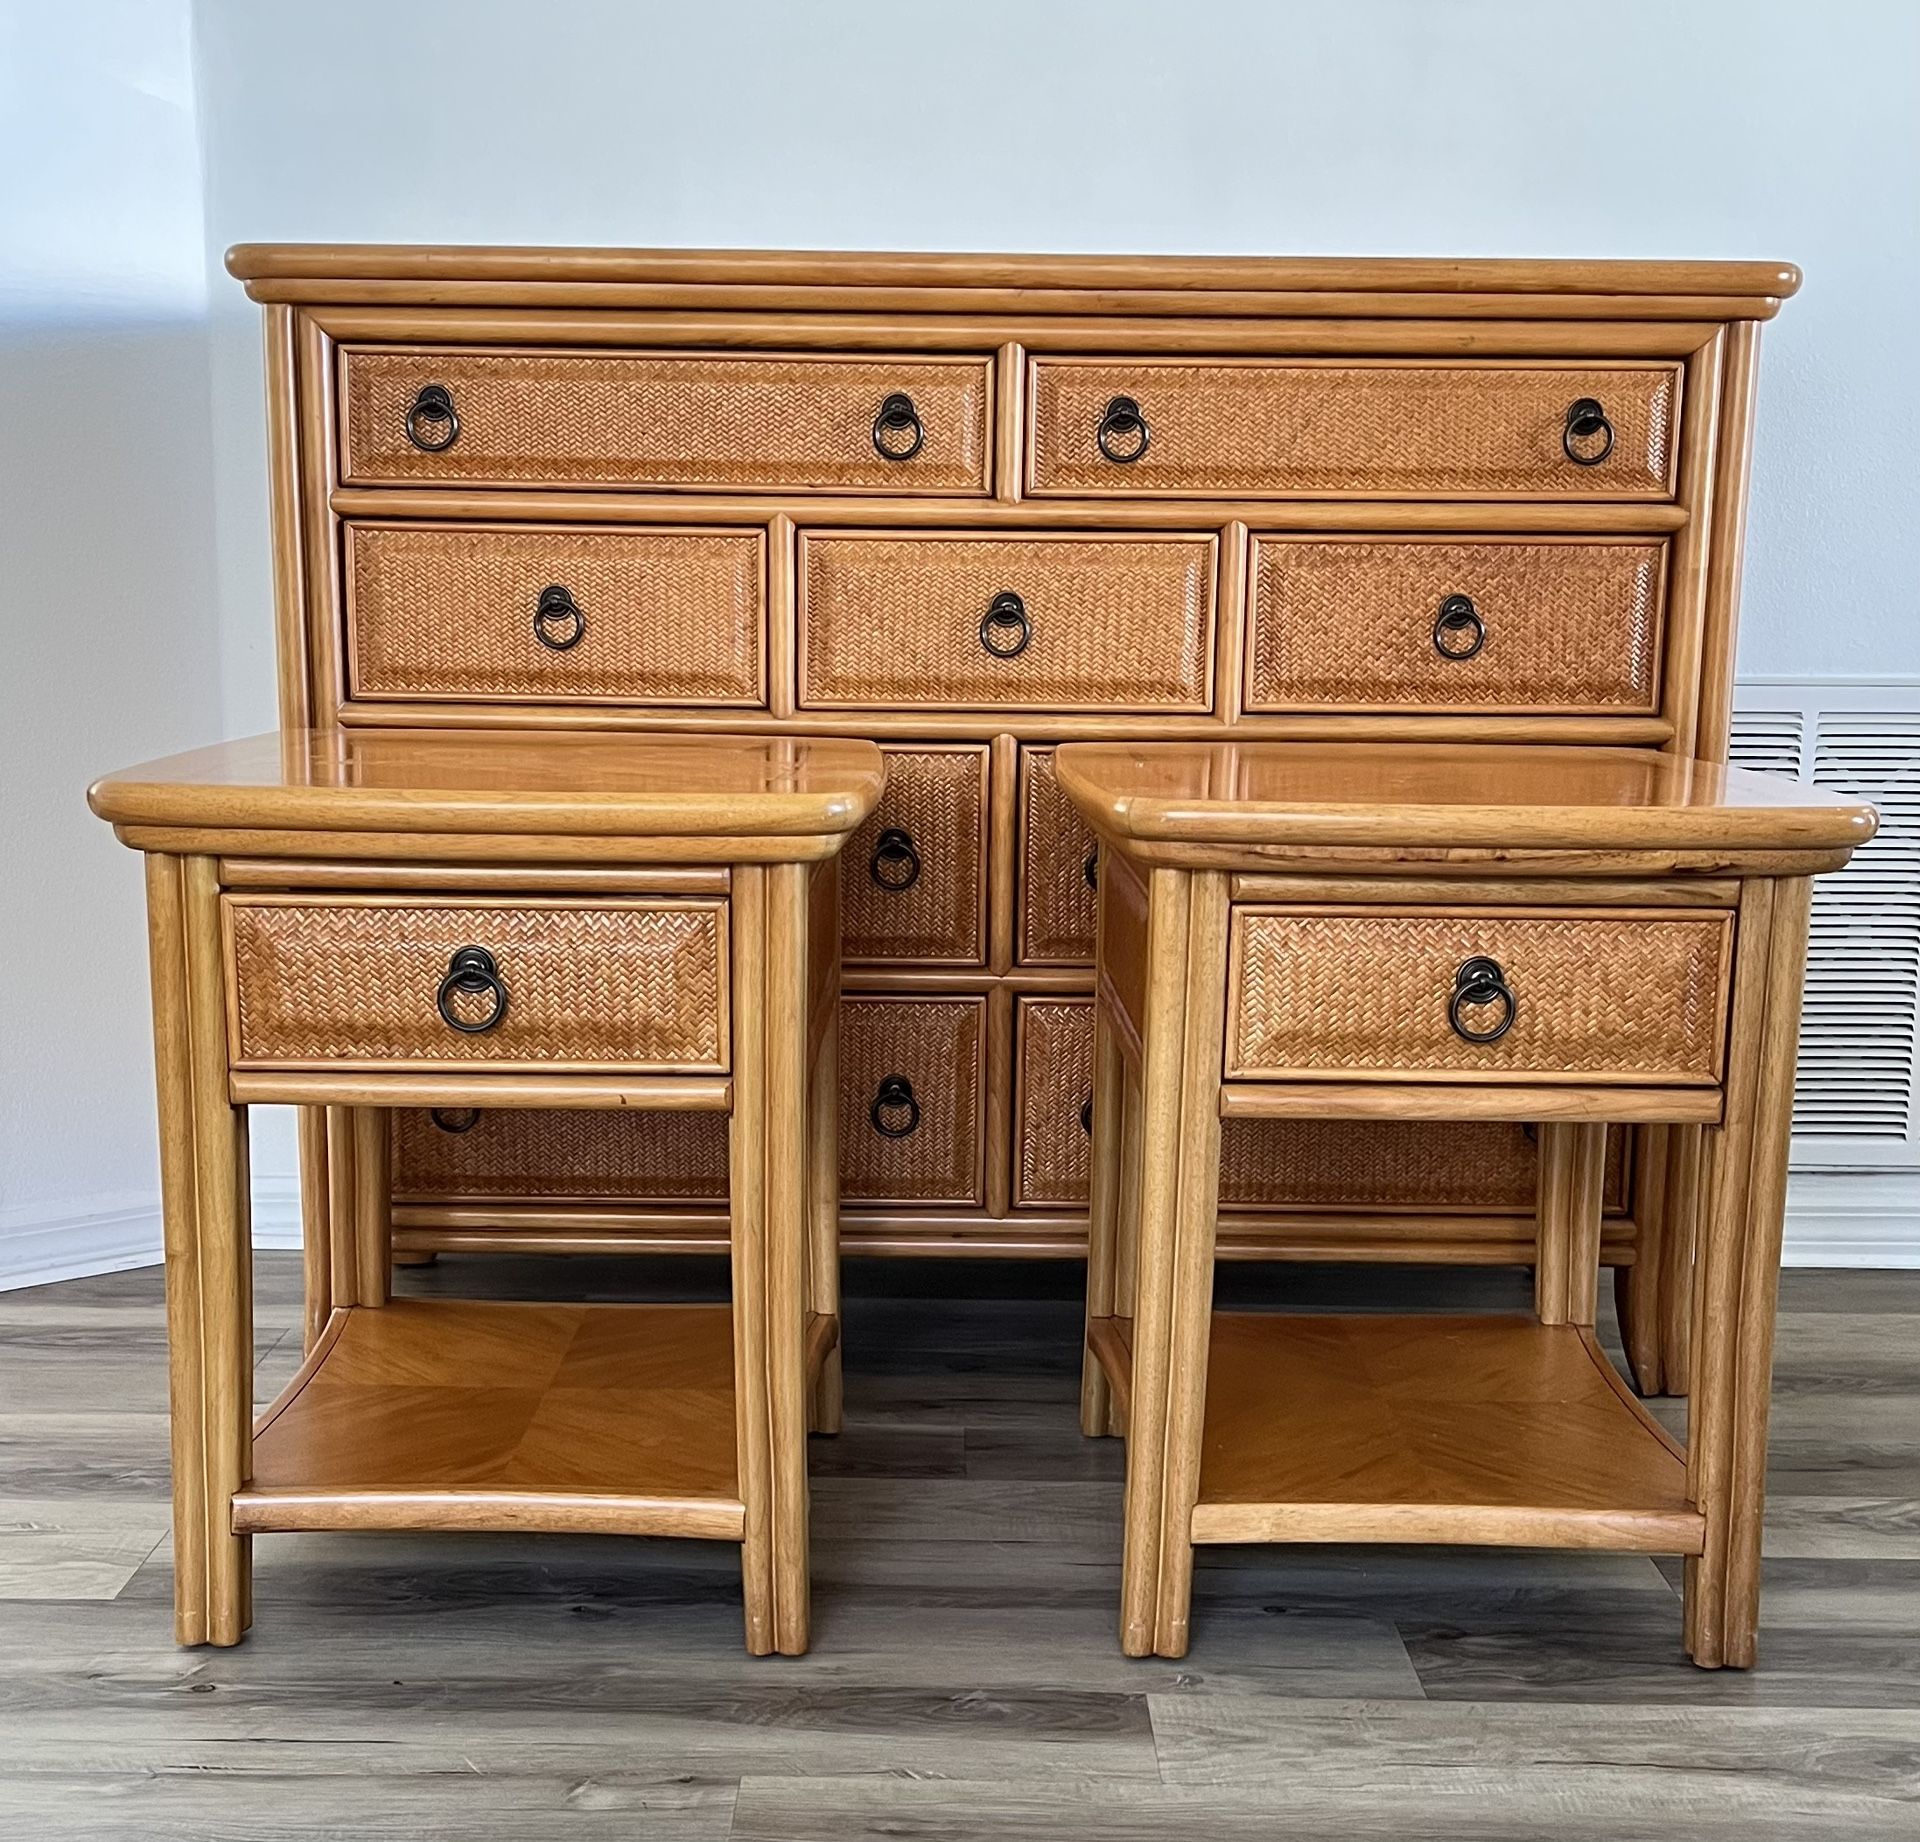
[1780,1169,1920,1268]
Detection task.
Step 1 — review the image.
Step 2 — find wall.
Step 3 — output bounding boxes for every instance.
[0,0,225,1283]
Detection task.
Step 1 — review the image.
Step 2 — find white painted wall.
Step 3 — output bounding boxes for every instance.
[6,0,1917,1283]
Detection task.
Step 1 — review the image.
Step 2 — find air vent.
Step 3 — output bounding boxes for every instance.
[1731,693,1920,1165]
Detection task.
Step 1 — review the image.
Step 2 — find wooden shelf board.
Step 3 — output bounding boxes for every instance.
[236,1300,744,1539]
[1190,1312,1702,1554]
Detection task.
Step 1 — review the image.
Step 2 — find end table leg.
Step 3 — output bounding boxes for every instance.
[1081,1004,1124,1437]
[806,1008,843,1438]
[1535,1124,1607,1327]
[296,1107,331,1350]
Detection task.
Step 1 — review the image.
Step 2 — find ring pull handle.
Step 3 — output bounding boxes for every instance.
[1083,846,1099,892]
[979,589,1031,660]
[1079,1096,1094,1137]
[533,583,586,652]
[429,1108,482,1134]
[1431,593,1487,661]
[404,383,460,453]
[1448,955,1516,1044]
[869,1075,921,1139]
[1096,394,1150,464]
[1562,397,1615,467]
[872,392,925,462]
[436,945,510,1035]
[869,827,922,892]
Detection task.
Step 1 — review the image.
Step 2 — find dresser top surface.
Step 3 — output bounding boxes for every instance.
[89,730,886,840]
[1054,743,1876,860]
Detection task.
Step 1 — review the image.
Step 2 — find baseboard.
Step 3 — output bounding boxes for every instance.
[1781,1170,1920,1268]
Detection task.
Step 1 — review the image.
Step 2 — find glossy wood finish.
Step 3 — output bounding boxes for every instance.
[1062,739,1871,1667]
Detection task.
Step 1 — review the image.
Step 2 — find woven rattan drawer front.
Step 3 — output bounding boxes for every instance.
[1027,358,1680,499]
[1018,747,1099,965]
[1225,907,1731,1085]
[340,348,993,493]
[1014,996,1096,1208]
[224,896,728,1072]
[1244,536,1667,714]
[344,523,764,707]
[841,746,989,966]
[839,995,986,1205]
[393,1107,729,1202]
[798,532,1216,712]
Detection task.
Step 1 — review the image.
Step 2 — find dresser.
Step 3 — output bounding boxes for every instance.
[228,246,1799,1392]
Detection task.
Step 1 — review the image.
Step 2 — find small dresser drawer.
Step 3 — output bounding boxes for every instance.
[1244,537,1667,714]
[344,523,765,707]
[1018,748,1099,965]
[1027,358,1680,499]
[1014,996,1096,1208]
[839,995,986,1204]
[340,348,993,493]
[841,746,990,966]
[799,533,1216,712]
[1224,908,1731,1084]
[224,896,729,1072]
[393,1107,728,1202]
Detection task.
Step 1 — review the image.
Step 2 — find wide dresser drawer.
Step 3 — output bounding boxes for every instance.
[1244,536,1666,713]
[1224,907,1731,1084]
[223,896,729,1072]
[340,348,993,492]
[799,532,1216,712]
[344,522,765,706]
[1027,358,1680,499]
[394,1106,730,1202]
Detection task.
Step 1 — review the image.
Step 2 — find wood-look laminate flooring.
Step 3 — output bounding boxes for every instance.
[1,1252,1916,1839]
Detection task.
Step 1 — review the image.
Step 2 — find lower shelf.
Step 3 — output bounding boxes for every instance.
[236,1300,745,1540]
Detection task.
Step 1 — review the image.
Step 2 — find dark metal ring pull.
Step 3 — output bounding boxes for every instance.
[1448,955,1516,1045]
[1432,593,1487,661]
[869,1074,921,1139]
[436,945,509,1035]
[872,391,925,462]
[1083,846,1099,891]
[979,589,1031,659]
[533,584,586,652]
[404,383,459,453]
[429,1108,482,1134]
[870,827,922,892]
[1079,1096,1094,1137]
[1562,397,1614,466]
[1096,394,1150,464]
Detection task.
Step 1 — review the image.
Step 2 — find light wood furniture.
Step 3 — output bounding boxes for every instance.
[1056,741,1873,1667]
[89,729,883,1653]
[228,245,1800,1392]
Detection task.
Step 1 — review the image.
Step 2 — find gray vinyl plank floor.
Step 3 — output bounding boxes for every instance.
[0,1254,1916,1837]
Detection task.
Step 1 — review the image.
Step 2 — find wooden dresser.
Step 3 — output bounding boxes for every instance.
[228,246,1798,1391]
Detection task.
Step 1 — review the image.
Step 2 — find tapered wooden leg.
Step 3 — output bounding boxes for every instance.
[146,854,252,1648]
[296,1108,331,1351]
[1659,1127,1705,1395]
[806,1014,843,1437]
[1107,1069,1144,1438]
[1616,1125,1669,1393]
[1535,1123,1607,1327]
[350,1109,391,1307]
[1686,878,1808,1669]
[1080,1003,1125,1437]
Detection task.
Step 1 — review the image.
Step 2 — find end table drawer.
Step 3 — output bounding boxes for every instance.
[1225,907,1731,1084]
[224,896,729,1072]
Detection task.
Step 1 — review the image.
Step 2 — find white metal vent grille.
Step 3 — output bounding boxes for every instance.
[1731,687,1920,1167]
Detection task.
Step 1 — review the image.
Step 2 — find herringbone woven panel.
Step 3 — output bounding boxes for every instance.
[1227,910,1728,1081]
[393,1107,730,1201]
[342,349,992,490]
[1019,748,1099,964]
[840,746,989,964]
[1014,997,1096,1206]
[227,899,726,1069]
[838,996,985,1204]
[346,524,764,704]
[800,534,1215,710]
[1029,359,1679,498]
[1245,538,1666,711]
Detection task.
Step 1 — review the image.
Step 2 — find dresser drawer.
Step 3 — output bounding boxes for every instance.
[841,746,989,966]
[1244,537,1667,714]
[344,522,765,706]
[1027,359,1680,499]
[1225,907,1730,1084]
[224,896,729,1072]
[340,348,993,493]
[1014,996,1096,1207]
[799,533,1216,712]
[393,1107,729,1202]
[839,995,986,1204]
[1018,748,1099,965]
